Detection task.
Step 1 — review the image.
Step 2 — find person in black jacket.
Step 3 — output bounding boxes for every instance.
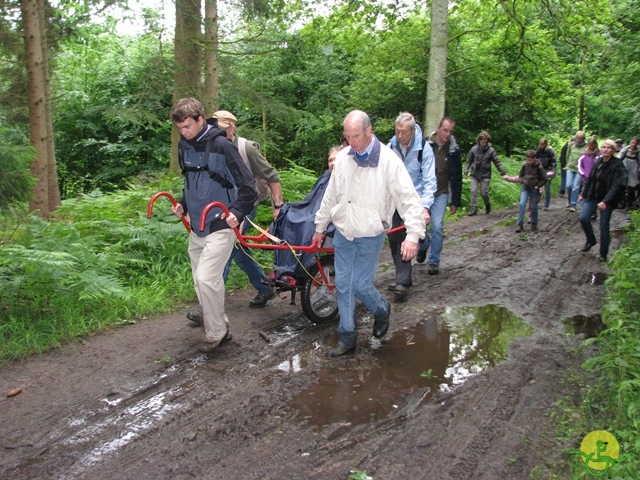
[170,98,257,353]
[578,139,625,262]
[535,138,557,210]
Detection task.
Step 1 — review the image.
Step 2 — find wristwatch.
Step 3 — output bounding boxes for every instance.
[274,204,284,209]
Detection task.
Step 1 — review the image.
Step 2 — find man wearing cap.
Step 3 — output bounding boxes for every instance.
[215,110,283,307]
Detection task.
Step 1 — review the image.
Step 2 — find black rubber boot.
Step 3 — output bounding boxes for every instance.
[326,333,357,357]
[373,301,391,338]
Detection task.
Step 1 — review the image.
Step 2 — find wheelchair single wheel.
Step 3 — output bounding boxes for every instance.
[301,256,339,324]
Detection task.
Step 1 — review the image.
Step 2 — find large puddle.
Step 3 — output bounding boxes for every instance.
[287,304,534,427]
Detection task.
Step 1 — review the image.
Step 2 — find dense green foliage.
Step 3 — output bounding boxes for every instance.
[53,23,174,197]
[569,212,640,478]
[0,174,191,359]
[0,166,320,361]
[0,138,35,207]
[5,0,639,202]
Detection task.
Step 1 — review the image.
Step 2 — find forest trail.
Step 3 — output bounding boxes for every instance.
[1,200,628,479]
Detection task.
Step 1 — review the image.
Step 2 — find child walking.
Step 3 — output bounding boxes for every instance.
[502,150,548,232]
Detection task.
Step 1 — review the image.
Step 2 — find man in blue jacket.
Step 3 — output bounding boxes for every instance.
[170,98,257,354]
[387,112,436,295]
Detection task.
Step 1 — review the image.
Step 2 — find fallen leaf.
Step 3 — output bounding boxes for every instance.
[7,387,22,398]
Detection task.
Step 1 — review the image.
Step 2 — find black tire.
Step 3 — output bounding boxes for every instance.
[300,256,339,324]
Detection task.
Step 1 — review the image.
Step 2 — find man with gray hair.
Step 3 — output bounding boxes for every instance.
[386,112,436,295]
[312,110,426,357]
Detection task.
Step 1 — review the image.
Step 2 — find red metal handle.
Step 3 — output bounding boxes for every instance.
[199,201,333,253]
[198,202,407,254]
[147,192,191,232]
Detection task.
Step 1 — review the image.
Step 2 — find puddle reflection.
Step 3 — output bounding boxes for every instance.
[564,314,604,338]
[289,305,533,427]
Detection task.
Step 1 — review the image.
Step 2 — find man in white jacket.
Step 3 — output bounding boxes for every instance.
[312,110,426,357]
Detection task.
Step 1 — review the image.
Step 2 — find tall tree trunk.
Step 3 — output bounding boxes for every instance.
[171,0,203,174]
[425,0,449,135]
[203,0,219,116]
[21,0,50,219]
[37,0,60,211]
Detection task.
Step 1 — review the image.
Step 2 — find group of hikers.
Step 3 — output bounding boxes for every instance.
[168,98,633,357]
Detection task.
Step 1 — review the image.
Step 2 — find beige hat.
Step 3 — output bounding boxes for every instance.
[212,110,237,129]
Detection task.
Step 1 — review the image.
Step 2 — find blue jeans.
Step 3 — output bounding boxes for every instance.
[222,207,272,296]
[333,229,388,335]
[518,186,540,225]
[579,200,614,259]
[560,170,567,195]
[565,170,581,208]
[428,193,449,267]
[544,179,552,208]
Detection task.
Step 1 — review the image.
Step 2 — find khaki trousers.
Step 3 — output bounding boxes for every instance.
[187,229,236,342]
[470,177,490,208]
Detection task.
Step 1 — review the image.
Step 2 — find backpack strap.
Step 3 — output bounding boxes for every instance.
[417,136,428,163]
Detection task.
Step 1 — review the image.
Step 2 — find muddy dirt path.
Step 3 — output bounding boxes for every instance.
[1,202,628,480]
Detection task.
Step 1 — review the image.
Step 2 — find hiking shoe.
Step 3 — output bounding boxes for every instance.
[249,289,276,308]
[515,224,524,233]
[569,207,576,212]
[388,284,409,296]
[326,342,356,357]
[485,204,491,214]
[468,208,478,216]
[597,255,608,263]
[261,273,277,287]
[581,240,597,252]
[198,328,232,353]
[428,264,439,275]
[326,333,357,357]
[373,302,391,339]
[416,249,427,264]
[394,284,409,295]
[543,207,549,211]
[531,224,538,232]
[186,305,203,326]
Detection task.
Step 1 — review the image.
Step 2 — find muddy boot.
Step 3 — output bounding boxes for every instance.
[373,301,391,338]
[186,304,203,327]
[485,202,491,214]
[468,208,478,216]
[326,332,357,357]
[515,223,524,233]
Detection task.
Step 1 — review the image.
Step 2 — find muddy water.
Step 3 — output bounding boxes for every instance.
[285,305,534,427]
[564,313,604,338]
